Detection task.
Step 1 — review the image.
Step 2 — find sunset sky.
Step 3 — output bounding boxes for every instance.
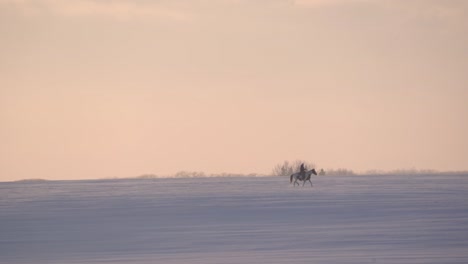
[1,0,467,181]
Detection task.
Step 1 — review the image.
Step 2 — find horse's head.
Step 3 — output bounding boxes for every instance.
[310,168,317,175]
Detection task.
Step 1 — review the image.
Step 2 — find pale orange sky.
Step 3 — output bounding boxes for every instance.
[1,0,467,181]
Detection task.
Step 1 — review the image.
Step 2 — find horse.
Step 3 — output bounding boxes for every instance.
[290,169,317,187]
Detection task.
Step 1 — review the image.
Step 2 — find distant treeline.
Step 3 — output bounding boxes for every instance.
[137,171,266,179]
[13,178,49,183]
[11,169,468,183]
[361,169,468,176]
[323,168,355,176]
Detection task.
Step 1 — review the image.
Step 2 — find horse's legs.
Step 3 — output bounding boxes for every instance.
[309,180,313,187]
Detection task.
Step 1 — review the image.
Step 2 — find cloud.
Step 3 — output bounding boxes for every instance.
[0,0,189,20]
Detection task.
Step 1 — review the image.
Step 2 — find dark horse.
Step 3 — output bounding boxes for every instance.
[290,169,317,187]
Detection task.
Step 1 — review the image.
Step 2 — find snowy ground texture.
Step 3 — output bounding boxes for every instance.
[1,174,468,264]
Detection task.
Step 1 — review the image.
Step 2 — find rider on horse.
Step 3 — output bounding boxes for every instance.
[299,163,306,180]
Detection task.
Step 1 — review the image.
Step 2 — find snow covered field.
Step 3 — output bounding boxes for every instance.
[1,174,468,264]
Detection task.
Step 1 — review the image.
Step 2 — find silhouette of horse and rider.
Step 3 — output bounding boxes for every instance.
[290,163,317,187]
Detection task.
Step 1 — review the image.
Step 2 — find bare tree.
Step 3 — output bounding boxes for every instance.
[272,160,316,176]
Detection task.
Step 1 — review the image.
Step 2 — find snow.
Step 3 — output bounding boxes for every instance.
[1,174,468,264]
